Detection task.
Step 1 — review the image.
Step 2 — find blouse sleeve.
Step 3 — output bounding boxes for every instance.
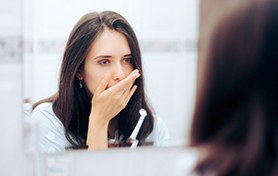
[31,103,70,153]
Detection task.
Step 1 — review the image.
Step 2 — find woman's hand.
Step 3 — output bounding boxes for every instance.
[91,69,140,124]
[86,69,140,150]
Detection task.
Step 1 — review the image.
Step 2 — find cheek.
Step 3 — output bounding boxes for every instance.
[84,77,99,95]
[83,70,102,95]
[125,65,134,74]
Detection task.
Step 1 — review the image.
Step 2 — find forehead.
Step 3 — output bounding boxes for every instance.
[88,29,131,57]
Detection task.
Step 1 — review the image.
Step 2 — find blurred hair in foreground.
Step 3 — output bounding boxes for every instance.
[190,0,278,175]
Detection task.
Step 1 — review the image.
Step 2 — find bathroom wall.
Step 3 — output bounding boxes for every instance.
[0,0,33,175]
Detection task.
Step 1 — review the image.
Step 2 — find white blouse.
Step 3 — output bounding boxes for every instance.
[30,102,170,153]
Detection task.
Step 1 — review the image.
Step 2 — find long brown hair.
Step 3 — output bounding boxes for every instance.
[190,0,278,175]
[34,11,154,148]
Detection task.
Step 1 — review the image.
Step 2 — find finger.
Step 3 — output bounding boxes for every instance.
[120,87,129,95]
[94,74,110,94]
[122,85,138,104]
[112,70,140,93]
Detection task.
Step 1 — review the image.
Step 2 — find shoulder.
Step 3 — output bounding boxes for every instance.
[31,102,63,131]
[31,102,69,153]
[32,102,53,114]
[32,102,60,126]
[154,116,166,126]
[153,116,168,133]
[146,116,170,147]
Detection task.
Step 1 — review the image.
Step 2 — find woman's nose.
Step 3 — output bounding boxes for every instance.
[112,64,125,82]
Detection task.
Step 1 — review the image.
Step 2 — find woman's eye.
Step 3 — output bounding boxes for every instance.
[123,57,132,64]
[98,59,110,65]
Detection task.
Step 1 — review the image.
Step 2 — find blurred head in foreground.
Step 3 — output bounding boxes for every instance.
[190,0,278,175]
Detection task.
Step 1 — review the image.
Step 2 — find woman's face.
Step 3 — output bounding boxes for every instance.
[80,29,134,94]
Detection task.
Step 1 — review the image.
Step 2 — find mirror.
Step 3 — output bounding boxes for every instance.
[23,0,199,152]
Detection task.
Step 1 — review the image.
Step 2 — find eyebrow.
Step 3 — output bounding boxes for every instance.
[93,55,111,60]
[93,53,132,60]
[123,54,132,58]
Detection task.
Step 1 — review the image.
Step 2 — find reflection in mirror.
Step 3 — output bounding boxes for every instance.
[23,0,199,153]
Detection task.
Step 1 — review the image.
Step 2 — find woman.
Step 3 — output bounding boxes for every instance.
[190,0,278,175]
[31,11,169,152]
